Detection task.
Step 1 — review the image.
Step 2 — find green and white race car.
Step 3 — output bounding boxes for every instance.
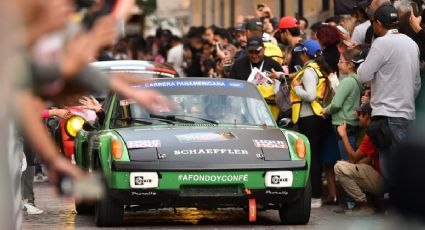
[74,78,311,226]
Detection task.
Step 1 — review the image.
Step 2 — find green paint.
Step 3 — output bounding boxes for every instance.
[109,172,130,189]
[281,129,311,187]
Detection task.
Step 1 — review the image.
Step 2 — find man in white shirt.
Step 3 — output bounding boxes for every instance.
[167,35,185,77]
[351,0,372,43]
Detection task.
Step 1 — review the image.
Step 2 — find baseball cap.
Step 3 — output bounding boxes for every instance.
[373,3,399,27]
[354,102,372,115]
[246,35,264,51]
[355,0,372,10]
[246,18,263,31]
[278,16,298,29]
[235,22,246,32]
[293,39,321,57]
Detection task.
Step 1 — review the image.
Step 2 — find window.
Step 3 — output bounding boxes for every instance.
[323,0,329,11]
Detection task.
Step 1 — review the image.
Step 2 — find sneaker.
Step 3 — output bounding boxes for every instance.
[34,173,48,183]
[23,203,44,215]
[311,198,323,208]
[345,203,374,217]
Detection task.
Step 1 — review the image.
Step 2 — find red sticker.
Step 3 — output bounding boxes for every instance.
[126,140,161,148]
[253,139,287,149]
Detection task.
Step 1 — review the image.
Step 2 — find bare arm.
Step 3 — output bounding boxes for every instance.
[337,123,366,163]
[17,90,83,184]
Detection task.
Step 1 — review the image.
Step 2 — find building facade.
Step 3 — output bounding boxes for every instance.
[189,0,335,28]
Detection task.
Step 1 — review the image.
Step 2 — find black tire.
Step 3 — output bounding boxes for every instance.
[93,157,124,227]
[75,202,94,215]
[279,179,311,225]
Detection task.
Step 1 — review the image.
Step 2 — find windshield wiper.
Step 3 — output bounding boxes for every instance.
[170,114,219,125]
[112,117,174,125]
[149,114,195,124]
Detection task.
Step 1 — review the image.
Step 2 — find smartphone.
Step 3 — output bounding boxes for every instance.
[411,1,420,17]
[294,65,302,72]
[216,42,224,51]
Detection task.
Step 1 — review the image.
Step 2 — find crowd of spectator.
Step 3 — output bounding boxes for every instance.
[1,0,424,228]
[99,0,423,217]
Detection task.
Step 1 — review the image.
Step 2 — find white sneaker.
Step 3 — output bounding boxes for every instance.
[34,173,48,183]
[311,198,323,208]
[23,203,44,215]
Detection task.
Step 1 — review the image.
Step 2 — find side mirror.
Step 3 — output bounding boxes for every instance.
[82,121,98,132]
[278,118,292,128]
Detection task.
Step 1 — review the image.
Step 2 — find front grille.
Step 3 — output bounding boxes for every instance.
[179,185,244,197]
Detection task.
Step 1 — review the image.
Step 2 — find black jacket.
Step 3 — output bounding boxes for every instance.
[229,56,283,81]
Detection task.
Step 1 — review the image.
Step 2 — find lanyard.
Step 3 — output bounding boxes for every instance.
[386,29,399,35]
[250,61,264,72]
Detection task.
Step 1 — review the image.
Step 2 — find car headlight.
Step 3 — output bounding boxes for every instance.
[65,116,85,137]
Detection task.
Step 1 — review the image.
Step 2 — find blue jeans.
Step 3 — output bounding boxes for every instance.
[379,117,411,193]
[335,125,359,161]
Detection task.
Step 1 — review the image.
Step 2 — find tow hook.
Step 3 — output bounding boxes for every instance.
[245,189,257,222]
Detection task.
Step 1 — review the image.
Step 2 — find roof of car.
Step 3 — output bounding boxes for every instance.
[90,60,178,77]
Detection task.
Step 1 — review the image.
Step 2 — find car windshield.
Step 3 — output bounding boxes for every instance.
[110,94,275,128]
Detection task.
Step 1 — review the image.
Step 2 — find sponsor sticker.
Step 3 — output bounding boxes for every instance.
[176,131,237,143]
[130,172,159,189]
[177,174,249,182]
[253,139,288,149]
[135,80,245,89]
[265,171,293,188]
[126,140,161,148]
[131,191,157,196]
[174,148,248,155]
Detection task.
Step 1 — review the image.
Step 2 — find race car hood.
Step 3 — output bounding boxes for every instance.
[115,127,291,163]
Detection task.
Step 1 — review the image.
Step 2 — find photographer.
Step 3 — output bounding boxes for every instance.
[229,36,283,119]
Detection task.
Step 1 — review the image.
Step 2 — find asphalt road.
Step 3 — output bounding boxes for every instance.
[22,182,413,230]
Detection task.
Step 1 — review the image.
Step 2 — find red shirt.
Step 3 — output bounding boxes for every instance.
[358,134,381,174]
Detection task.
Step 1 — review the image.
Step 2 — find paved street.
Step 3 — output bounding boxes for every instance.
[22,182,398,230]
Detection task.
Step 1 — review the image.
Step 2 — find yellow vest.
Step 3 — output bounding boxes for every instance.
[264,42,284,65]
[290,62,327,124]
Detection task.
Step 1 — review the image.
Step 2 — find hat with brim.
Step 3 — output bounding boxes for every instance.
[247,35,264,51]
[293,39,321,57]
[354,102,372,115]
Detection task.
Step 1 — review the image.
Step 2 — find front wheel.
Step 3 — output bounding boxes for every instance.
[94,190,124,227]
[93,157,124,227]
[279,179,311,225]
[75,202,94,215]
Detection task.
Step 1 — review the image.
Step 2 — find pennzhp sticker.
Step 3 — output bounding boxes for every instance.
[127,140,161,148]
[253,139,288,149]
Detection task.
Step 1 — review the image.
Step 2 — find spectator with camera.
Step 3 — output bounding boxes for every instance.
[357,3,421,200]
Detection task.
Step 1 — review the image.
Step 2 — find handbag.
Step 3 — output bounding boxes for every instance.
[275,75,291,114]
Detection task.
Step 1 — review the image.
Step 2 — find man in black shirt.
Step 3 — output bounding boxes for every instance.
[229,36,283,81]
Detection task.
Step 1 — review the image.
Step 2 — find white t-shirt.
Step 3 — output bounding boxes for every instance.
[167,44,185,77]
[351,20,371,44]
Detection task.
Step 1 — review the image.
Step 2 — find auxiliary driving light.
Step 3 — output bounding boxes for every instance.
[65,116,85,137]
